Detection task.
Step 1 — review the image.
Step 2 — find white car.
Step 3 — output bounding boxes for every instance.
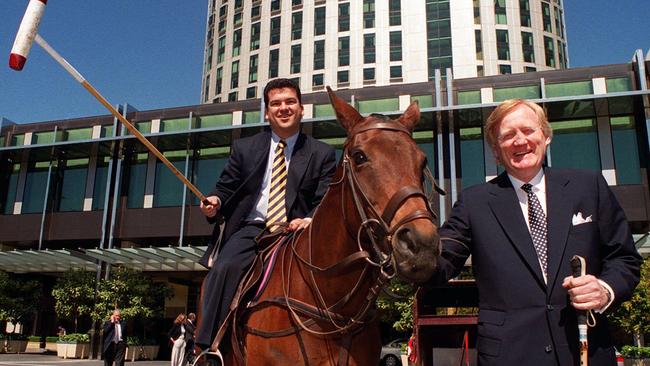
[380,339,405,366]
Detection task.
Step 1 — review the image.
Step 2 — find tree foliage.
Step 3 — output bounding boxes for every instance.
[0,271,42,326]
[52,270,96,333]
[92,267,172,322]
[608,258,650,343]
[376,278,416,332]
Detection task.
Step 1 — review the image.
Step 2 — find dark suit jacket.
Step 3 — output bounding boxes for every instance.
[430,168,641,366]
[168,323,184,340]
[199,130,337,267]
[102,320,126,353]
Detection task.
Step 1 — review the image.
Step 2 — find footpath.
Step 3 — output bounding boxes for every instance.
[0,352,168,366]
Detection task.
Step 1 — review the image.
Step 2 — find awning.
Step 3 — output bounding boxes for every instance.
[83,246,208,272]
[0,249,97,273]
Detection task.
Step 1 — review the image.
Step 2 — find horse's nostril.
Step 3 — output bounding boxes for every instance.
[396,227,416,252]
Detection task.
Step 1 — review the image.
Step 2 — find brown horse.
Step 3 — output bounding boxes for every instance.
[207,88,441,365]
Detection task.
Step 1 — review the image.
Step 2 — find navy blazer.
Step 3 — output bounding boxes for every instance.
[102,320,126,352]
[430,168,641,366]
[199,130,336,267]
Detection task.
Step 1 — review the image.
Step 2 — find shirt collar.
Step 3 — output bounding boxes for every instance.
[271,131,299,149]
[508,168,545,193]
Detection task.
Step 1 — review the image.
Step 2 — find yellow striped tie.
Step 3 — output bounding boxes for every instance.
[266,139,287,232]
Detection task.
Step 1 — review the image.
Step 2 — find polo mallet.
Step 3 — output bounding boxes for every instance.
[9,0,210,206]
[570,255,588,366]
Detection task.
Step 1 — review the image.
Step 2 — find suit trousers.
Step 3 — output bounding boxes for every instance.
[196,223,264,347]
[103,341,126,366]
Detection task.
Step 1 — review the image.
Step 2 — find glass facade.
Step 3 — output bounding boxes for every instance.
[314,40,325,70]
[549,119,601,171]
[23,161,50,214]
[339,3,350,32]
[291,44,301,74]
[292,11,302,40]
[495,0,507,25]
[126,153,148,209]
[389,0,401,26]
[1,164,20,215]
[426,0,452,79]
[496,30,510,60]
[56,158,88,212]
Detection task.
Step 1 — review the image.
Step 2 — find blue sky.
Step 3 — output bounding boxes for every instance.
[1,1,649,124]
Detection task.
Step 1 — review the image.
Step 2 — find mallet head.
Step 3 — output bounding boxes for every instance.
[9,0,48,71]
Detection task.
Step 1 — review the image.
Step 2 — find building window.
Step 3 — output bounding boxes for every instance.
[477,65,484,76]
[235,0,243,9]
[219,4,228,18]
[291,44,301,74]
[292,11,302,40]
[549,119,601,172]
[339,36,350,66]
[246,86,256,99]
[611,116,641,184]
[524,66,536,72]
[231,60,239,89]
[337,70,349,84]
[459,123,485,188]
[249,54,258,83]
[293,0,302,6]
[205,45,213,72]
[473,0,480,24]
[542,2,552,32]
[228,91,238,101]
[204,75,210,102]
[154,154,185,207]
[390,65,402,78]
[314,40,325,70]
[56,158,89,212]
[363,67,375,81]
[1,164,20,215]
[426,0,452,80]
[554,6,563,38]
[389,0,401,26]
[496,29,510,60]
[521,31,534,62]
[475,29,482,60]
[218,18,226,33]
[251,4,261,19]
[215,67,223,95]
[250,22,261,50]
[544,36,555,67]
[389,31,402,61]
[363,0,375,28]
[314,7,326,35]
[313,73,324,87]
[364,34,375,63]
[557,40,566,68]
[339,3,350,32]
[217,36,226,64]
[495,0,507,25]
[520,0,531,27]
[271,0,281,12]
[499,64,512,74]
[126,154,148,209]
[232,29,242,57]
[233,11,243,27]
[270,16,281,45]
[269,49,279,78]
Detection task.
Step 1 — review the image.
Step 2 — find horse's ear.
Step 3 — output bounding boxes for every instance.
[327,86,363,133]
[397,101,420,132]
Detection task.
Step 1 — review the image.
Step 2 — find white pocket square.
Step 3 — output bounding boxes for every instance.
[572,212,592,226]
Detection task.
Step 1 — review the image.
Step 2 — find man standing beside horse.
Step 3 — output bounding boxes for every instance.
[196,78,337,353]
[429,99,642,365]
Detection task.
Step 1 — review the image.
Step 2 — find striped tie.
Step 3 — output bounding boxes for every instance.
[267,139,287,232]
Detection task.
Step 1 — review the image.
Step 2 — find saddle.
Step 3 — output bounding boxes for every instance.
[208,229,294,362]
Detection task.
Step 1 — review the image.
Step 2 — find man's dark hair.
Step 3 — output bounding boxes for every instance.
[263,78,302,108]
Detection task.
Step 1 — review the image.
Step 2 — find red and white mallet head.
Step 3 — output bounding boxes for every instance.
[9,0,48,71]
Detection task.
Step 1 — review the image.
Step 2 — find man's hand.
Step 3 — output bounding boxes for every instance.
[562,274,610,310]
[200,196,220,218]
[286,218,312,232]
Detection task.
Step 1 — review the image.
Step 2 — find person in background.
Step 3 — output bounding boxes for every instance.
[184,313,196,364]
[102,309,126,366]
[168,313,187,366]
[428,99,642,365]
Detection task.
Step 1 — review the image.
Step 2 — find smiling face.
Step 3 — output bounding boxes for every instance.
[264,87,304,139]
[493,104,551,182]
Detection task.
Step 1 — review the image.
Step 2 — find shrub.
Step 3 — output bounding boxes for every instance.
[57,333,90,344]
[621,345,650,359]
[27,336,41,342]
[45,336,59,343]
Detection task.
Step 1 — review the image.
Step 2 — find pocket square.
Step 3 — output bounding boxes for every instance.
[572,212,592,226]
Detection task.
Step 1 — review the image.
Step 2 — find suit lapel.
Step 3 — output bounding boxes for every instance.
[238,132,271,200]
[286,133,311,211]
[488,173,547,288]
[544,167,573,292]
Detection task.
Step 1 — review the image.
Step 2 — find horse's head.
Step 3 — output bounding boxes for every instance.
[327,87,440,284]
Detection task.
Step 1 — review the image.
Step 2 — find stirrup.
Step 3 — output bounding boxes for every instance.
[191,347,223,366]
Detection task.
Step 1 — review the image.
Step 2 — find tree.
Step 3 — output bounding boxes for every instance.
[377,279,416,333]
[52,269,96,333]
[92,267,172,323]
[608,258,650,347]
[0,271,42,328]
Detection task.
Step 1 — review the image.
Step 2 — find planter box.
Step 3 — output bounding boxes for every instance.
[126,345,160,361]
[1,340,28,353]
[624,359,650,366]
[56,343,90,359]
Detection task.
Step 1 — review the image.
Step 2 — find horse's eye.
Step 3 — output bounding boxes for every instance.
[351,150,368,165]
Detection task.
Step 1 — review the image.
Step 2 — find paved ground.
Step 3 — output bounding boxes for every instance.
[0,352,168,366]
